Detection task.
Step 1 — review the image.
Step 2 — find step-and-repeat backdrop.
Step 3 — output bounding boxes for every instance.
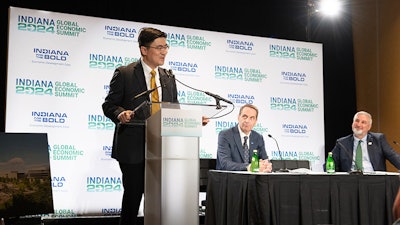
[6,6,324,216]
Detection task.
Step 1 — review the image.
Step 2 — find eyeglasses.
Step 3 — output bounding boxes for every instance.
[147,44,169,51]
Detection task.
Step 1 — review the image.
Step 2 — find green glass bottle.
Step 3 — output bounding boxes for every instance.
[326,152,335,174]
[250,149,259,172]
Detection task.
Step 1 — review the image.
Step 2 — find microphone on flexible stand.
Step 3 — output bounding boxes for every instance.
[166,69,235,119]
[336,141,363,175]
[268,134,289,172]
[132,86,160,100]
[204,91,233,109]
[166,69,175,78]
[130,72,165,119]
[133,68,176,101]
[166,69,234,106]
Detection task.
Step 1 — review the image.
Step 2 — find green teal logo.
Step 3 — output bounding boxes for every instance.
[17,15,87,37]
[56,20,86,36]
[162,117,201,128]
[199,148,213,158]
[86,177,122,192]
[244,68,267,82]
[297,98,318,112]
[186,35,211,50]
[270,97,319,112]
[167,32,186,48]
[178,90,212,104]
[296,47,318,61]
[252,123,268,135]
[17,15,55,33]
[89,54,138,70]
[298,151,320,163]
[16,78,53,96]
[269,45,318,61]
[215,120,237,133]
[51,144,84,160]
[55,81,85,98]
[53,209,77,217]
[270,97,296,111]
[88,114,114,130]
[214,65,244,80]
[269,44,295,59]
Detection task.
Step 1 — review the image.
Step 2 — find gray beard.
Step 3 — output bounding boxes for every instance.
[352,127,363,136]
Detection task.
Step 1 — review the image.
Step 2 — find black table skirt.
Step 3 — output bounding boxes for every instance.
[205,171,400,225]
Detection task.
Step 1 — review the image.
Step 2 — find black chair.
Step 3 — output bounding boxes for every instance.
[199,158,216,216]
[199,158,216,192]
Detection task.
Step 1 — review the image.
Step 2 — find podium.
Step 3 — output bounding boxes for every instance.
[144,102,227,225]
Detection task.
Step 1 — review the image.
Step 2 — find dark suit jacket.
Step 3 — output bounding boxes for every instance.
[331,132,400,172]
[216,125,268,171]
[102,61,178,164]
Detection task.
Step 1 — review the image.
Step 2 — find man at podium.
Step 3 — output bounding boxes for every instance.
[102,27,179,225]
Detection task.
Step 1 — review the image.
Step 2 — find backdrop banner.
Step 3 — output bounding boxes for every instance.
[6,6,324,216]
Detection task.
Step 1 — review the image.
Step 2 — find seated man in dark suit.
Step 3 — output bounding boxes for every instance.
[216,104,272,173]
[330,111,400,172]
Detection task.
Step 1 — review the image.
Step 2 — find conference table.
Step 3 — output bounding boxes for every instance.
[204,170,400,225]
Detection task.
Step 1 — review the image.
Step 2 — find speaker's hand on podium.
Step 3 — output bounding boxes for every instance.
[202,116,209,126]
[118,110,134,124]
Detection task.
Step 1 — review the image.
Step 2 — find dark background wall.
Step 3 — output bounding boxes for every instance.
[351,0,400,172]
[0,0,356,158]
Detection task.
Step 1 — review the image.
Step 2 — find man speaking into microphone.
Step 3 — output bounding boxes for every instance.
[102,27,178,225]
[329,110,400,173]
[102,27,209,225]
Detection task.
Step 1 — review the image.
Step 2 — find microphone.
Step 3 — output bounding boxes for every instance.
[132,100,150,113]
[204,91,233,105]
[166,69,175,78]
[393,140,400,147]
[164,69,235,119]
[336,141,363,175]
[133,68,176,100]
[268,134,289,172]
[133,86,161,100]
[166,69,232,106]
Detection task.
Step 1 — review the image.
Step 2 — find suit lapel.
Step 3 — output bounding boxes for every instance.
[159,68,168,101]
[233,126,245,162]
[366,133,376,169]
[134,61,150,101]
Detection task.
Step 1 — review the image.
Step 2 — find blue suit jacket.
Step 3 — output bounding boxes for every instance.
[216,125,268,171]
[331,132,400,172]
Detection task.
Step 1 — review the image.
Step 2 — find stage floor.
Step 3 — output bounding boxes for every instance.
[3,216,206,225]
